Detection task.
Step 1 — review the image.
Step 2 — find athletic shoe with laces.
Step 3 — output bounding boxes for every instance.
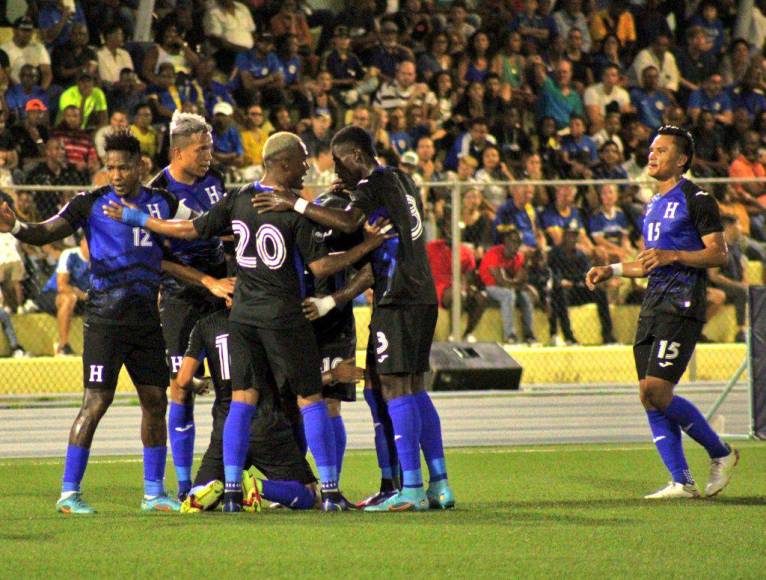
[56,492,96,514]
[364,488,429,512]
[141,494,181,512]
[241,470,262,513]
[705,446,739,497]
[354,489,398,508]
[644,481,701,499]
[180,480,223,513]
[427,480,456,509]
[321,490,353,511]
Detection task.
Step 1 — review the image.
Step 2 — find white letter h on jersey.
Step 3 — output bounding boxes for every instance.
[664,202,679,219]
[146,203,162,218]
[89,365,104,383]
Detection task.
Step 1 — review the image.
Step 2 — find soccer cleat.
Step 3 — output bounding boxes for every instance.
[644,481,701,499]
[427,480,456,510]
[320,490,353,512]
[354,489,398,509]
[56,493,96,514]
[241,470,262,513]
[364,488,429,512]
[705,447,739,497]
[222,492,243,513]
[180,480,223,513]
[141,494,182,512]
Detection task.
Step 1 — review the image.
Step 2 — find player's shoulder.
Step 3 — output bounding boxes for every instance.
[206,166,227,186]
[143,184,179,206]
[314,190,350,210]
[147,168,169,189]
[680,179,716,207]
[65,186,108,209]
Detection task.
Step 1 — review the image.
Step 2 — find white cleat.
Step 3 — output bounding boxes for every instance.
[705,447,739,497]
[644,481,701,499]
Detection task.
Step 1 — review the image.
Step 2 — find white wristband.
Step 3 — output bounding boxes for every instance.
[309,295,336,318]
[609,263,623,277]
[10,220,23,235]
[294,198,309,214]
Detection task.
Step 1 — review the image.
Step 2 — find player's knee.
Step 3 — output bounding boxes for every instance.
[82,389,114,419]
[325,398,341,417]
[640,378,674,410]
[56,292,77,310]
[138,386,168,418]
[297,393,323,407]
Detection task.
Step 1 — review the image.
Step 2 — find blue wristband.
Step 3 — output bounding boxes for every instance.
[122,207,149,227]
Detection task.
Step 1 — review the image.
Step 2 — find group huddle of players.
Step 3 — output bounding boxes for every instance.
[0,109,454,514]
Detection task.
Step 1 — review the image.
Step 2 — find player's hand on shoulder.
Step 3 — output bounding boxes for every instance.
[585,265,612,290]
[0,202,17,232]
[637,248,678,272]
[364,217,396,248]
[331,359,365,384]
[103,198,139,223]
[251,186,299,214]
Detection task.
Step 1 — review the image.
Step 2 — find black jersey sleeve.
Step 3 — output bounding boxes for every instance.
[193,189,236,239]
[349,177,378,217]
[688,189,723,238]
[57,191,95,230]
[295,215,328,265]
[184,317,207,362]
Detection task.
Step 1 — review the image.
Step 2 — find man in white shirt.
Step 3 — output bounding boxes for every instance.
[96,24,134,85]
[584,64,632,133]
[630,33,680,93]
[0,17,52,90]
[204,0,256,65]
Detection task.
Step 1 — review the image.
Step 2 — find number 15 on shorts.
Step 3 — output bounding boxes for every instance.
[657,340,680,368]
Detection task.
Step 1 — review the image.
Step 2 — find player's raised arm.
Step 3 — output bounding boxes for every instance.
[0,201,76,245]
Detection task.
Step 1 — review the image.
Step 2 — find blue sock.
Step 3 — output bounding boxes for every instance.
[300,401,338,492]
[143,446,167,498]
[222,401,256,493]
[62,445,90,493]
[261,480,316,509]
[331,415,347,478]
[413,390,447,483]
[168,402,195,495]
[647,410,693,484]
[364,388,398,483]
[387,395,423,489]
[663,396,730,459]
[291,421,308,456]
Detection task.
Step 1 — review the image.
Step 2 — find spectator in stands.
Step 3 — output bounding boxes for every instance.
[240,103,271,178]
[194,56,235,119]
[203,0,256,74]
[445,117,496,171]
[479,228,537,345]
[130,104,159,162]
[373,60,428,113]
[533,58,584,131]
[720,38,751,87]
[553,0,592,53]
[366,20,414,83]
[38,0,88,48]
[491,31,524,93]
[540,184,593,255]
[431,71,456,132]
[147,63,199,123]
[728,63,766,121]
[452,81,486,131]
[690,1,725,56]
[560,114,598,176]
[233,32,283,108]
[94,109,129,163]
[304,141,335,195]
[729,129,766,205]
[51,23,97,88]
[691,110,730,177]
[589,184,633,263]
[322,26,367,106]
[211,102,244,174]
[509,0,556,55]
[57,72,108,130]
[717,185,766,263]
[688,72,733,127]
[633,0,672,50]
[0,304,26,357]
[108,68,146,117]
[35,237,89,356]
[386,107,413,155]
[457,31,490,88]
[96,25,134,86]
[630,65,674,131]
[630,33,679,93]
[583,64,632,134]
[427,218,486,342]
[0,16,53,90]
[593,140,628,181]
[5,64,49,123]
[461,187,494,259]
[23,137,89,219]
[564,26,592,92]
[676,26,719,103]
[592,111,625,156]
[0,227,24,314]
[444,1,476,44]
[549,223,616,345]
[475,145,513,210]
[50,106,98,174]
[12,99,49,171]
[590,0,635,53]
[142,16,200,86]
[494,182,545,251]
[270,0,313,57]
[708,214,749,343]
[493,107,532,173]
[591,34,625,82]
[300,110,332,158]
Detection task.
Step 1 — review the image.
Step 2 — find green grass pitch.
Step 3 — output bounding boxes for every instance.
[1,443,765,578]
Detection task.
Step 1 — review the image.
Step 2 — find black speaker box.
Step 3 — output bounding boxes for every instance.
[426,342,523,391]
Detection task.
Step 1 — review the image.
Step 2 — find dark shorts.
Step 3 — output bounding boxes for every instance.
[367,304,437,376]
[228,320,323,397]
[160,298,220,378]
[319,332,357,402]
[82,322,169,390]
[633,315,704,384]
[194,402,316,486]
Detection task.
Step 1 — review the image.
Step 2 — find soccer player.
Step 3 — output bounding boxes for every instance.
[586,125,739,499]
[103,132,391,512]
[253,125,455,512]
[0,131,232,514]
[176,307,365,512]
[149,110,229,500]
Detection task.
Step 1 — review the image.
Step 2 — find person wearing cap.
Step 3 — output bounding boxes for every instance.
[211,101,244,173]
[4,64,49,123]
[11,99,50,170]
[0,16,53,90]
[367,19,415,83]
[57,71,108,129]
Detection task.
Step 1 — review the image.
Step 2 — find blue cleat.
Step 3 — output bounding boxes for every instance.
[427,480,456,510]
[56,493,96,514]
[141,494,181,513]
[364,488,429,512]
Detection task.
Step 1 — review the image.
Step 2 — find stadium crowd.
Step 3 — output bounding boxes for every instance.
[0,0,763,354]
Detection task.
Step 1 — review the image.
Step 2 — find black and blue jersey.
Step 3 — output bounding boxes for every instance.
[57,185,191,326]
[640,179,723,321]
[350,167,436,307]
[150,167,227,302]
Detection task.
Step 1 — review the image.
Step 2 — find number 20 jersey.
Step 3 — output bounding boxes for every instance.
[192,182,327,329]
[640,178,723,322]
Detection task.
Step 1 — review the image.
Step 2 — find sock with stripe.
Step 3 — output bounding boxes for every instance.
[663,396,730,459]
[168,401,195,497]
[261,479,316,510]
[222,401,257,494]
[61,444,90,498]
[143,446,167,498]
[300,401,338,492]
[412,390,448,483]
[647,410,693,484]
[363,388,399,491]
[387,395,423,489]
